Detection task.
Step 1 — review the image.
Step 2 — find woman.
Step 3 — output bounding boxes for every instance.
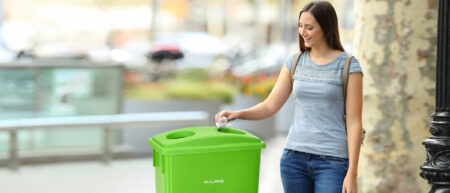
[215,1,363,193]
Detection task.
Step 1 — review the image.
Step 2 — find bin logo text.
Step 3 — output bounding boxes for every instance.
[203,180,224,184]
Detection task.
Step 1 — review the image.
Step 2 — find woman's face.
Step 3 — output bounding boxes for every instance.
[298,11,325,49]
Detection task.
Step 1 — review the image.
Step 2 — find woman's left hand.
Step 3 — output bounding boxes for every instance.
[342,174,357,193]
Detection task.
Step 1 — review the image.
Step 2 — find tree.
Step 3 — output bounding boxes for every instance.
[353,0,437,192]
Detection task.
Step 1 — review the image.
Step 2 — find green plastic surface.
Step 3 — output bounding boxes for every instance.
[149,126,266,154]
[148,126,266,193]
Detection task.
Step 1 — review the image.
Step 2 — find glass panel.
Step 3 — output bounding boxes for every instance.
[0,131,8,152]
[0,63,123,152]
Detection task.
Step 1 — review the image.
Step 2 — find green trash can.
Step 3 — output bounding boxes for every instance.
[148,126,266,193]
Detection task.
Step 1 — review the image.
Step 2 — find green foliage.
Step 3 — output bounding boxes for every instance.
[124,85,165,100]
[164,80,237,103]
[208,82,237,103]
[174,68,209,81]
[124,68,238,103]
[164,81,210,100]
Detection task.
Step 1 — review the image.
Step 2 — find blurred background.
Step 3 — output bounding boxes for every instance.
[0,0,438,193]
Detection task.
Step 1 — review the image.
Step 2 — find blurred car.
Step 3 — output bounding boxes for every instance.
[149,42,183,62]
[231,44,288,77]
[221,34,254,67]
[88,41,151,67]
[33,42,89,59]
[0,47,19,63]
[150,32,226,69]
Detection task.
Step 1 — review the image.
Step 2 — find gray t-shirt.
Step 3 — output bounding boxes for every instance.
[284,51,363,158]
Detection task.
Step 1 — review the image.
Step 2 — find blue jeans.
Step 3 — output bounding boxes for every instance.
[280,149,348,193]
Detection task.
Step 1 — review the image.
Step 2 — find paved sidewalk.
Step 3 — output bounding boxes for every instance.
[0,135,286,193]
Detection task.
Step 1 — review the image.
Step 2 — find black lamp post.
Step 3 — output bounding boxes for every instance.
[420,0,450,192]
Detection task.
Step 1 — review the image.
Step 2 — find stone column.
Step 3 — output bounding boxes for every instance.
[353,0,438,192]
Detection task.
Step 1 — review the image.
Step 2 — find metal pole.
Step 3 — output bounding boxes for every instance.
[150,0,159,42]
[281,0,291,45]
[9,130,18,171]
[103,126,112,164]
[0,0,4,48]
[420,0,450,192]
[252,0,261,57]
[223,0,228,36]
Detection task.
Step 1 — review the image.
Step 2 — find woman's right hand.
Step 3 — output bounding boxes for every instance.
[215,110,239,122]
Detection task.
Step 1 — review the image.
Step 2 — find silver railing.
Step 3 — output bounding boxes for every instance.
[0,111,210,170]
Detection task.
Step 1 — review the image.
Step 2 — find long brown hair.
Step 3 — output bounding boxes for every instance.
[298,1,344,52]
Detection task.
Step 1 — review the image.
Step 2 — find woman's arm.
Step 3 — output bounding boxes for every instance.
[215,64,293,121]
[345,72,363,176]
[342,72,363,193]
